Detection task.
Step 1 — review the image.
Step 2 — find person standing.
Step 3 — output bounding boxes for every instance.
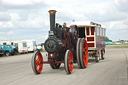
[63,22,69,32]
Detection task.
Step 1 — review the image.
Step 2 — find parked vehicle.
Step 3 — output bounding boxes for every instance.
[7,45,18,54]
[13,41,28,54]
[0,48,4,57]
[0,45,15,56]
[0,39,36,53]
[26,40,36,52]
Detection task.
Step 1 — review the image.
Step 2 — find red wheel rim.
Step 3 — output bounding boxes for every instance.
[35,53,43,73]
[69,51,73,72]
[82,40,88,67]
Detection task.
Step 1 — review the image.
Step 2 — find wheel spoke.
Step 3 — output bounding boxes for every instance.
[69,59,73,72]
[35,59,39,66]
[69,52,73,72]
[38,64,43,72]
[69,58,71,64]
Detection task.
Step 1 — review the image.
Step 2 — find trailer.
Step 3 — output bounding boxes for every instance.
[71,21,106,62]
[13,40,28,54]
[25,40,36,52]
[0,40,12,45]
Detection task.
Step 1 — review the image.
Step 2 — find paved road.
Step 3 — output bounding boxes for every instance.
[0,48,128,85]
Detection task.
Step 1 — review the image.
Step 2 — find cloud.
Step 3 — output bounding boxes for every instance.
[109,19,128,29]
[0,0,128,43]
[0,31,14,35]
[8,31,14,35]
[10,13,20,20]
[80,1,127,22]
[0,0,48,9]
[0,36,7,40]
[0,12,11,21]
[0,21,13,28]
[107,28,128,41]
[114,0,128,12]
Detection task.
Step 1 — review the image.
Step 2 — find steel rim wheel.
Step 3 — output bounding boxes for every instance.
[76,38,82,68]
[80,38,88,68]
[95,51,100,62]
[101,50,105,60]
[64,50,73,74]
[31,50,43,74]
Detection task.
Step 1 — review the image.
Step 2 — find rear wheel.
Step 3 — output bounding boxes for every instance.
[79,38,88,68]
[31,50,43,75]
[76,38,82,68]
[64,50,73,74]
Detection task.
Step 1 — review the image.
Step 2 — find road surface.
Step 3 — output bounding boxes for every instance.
[0,48,128,85]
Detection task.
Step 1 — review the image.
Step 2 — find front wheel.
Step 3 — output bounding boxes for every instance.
[64,50,73,74]
[31,50,43,75]
[5,51,10,56]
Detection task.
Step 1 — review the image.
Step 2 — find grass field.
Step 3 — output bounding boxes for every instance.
[106,44,128,48]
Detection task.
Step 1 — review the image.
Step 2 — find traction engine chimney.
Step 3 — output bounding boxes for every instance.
[48,10,56,33]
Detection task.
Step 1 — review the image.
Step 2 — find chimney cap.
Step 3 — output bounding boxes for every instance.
[48,10,57,14]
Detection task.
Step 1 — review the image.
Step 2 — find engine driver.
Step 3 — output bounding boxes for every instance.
[63,22,69,32]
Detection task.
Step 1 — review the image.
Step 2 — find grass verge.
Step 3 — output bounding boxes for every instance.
[106,44,128,48]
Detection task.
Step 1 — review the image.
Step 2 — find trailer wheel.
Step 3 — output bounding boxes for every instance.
[64,50,73,74]
[95,51,100,62]
[79,38,88,68]
[76,38,82,68]
[31,50,43,75]
[5,51,10,56]
[101,49,105,60]
[50,63,61,69]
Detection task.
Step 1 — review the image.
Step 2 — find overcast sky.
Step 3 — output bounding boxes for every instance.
[0,0,128,44]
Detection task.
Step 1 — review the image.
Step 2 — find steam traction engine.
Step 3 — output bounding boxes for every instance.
[31,10,88,74]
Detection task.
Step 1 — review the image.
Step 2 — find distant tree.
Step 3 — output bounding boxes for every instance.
[106,37,109,41]
[106,37,112,42]
[118,40,125,42]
